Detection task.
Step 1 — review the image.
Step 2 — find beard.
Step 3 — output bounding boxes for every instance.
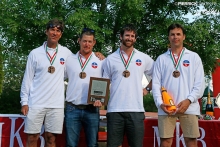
[121,39,135,48]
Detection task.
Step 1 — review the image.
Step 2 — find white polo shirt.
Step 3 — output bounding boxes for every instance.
[103,48,154,112]
[20,42,72,108]
[65,52,104,105]
[152,48,205,115]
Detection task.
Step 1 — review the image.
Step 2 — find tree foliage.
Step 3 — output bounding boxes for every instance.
[0,0,220,113]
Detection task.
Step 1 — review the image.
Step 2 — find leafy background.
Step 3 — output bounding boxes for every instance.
[0,0,219,113]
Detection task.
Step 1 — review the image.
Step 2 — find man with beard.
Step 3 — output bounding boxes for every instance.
[103,24,154,147]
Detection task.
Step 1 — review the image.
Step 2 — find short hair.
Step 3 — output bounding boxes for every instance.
[167,23,185,35]
[46,19,64,32]
[79,27,95,39]
[120,24,138,38]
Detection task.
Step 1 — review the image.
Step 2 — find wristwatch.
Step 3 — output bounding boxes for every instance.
[146,87,151,92]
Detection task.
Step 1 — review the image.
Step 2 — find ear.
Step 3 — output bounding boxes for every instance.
[119,34,122,41]
[45,30,48,36]
[93,39,96,46]
[183,34,186,40]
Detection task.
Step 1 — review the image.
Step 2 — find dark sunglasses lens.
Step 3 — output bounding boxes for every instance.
[83,28,95,33]
[49,24,62,31]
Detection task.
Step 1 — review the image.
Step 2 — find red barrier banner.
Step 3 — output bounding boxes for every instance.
[1,115,220,147]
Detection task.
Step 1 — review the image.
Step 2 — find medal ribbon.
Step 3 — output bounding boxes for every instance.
[78,53,93,72]
[170,48,185,70]
[119,49,135,70]
[45,43,58,66]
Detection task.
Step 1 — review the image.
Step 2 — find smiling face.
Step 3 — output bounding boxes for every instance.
[168,28,185,49]
[46,27,62,48]
[78,34,96,57]
[120,30,136,48]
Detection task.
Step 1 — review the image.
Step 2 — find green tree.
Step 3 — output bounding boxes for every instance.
[0,44,3,94]
[0,0,219,113]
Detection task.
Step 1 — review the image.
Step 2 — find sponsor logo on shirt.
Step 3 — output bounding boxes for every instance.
[183,60,190,67]
[136,59,142,66]
[92,62,98,68]
[60,58,65,65]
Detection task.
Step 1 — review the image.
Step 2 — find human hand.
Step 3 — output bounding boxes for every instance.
[21,105,29,116]
[94,52,105,60]
[93,100,103,107]
[176,99,190,114]
[160,103,175,115]
[143,88,149,96]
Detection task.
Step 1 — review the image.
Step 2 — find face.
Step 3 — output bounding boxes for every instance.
[168,28,185,49]
[46,27,62,45]
[120,30,136,48]
[78,35,96,56]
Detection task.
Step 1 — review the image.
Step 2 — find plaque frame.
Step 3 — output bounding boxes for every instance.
[87,77,110,105]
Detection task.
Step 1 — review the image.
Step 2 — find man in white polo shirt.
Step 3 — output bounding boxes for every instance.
[152,23,205,147]
[103,24,154,147]
[65,27,103,147]
[20,19,72,146]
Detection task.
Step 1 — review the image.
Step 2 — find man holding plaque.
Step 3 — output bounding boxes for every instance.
[152,23,205,147]
[65,27,103,147]
[103,24,154,147]
[20,19,72,146]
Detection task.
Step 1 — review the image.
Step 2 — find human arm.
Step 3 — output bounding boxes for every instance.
[177,54,205,113]
[21,105,29,116]
[93,100,103,107]
[20,52,35,114]
[94,52,105,60]
[143,80,152,96]
[185,54,205,103]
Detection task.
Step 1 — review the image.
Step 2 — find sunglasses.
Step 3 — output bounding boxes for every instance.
[47,24,63,32]
[82,28,95,33]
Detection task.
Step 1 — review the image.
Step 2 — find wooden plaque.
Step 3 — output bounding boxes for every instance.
[87,77,110,105]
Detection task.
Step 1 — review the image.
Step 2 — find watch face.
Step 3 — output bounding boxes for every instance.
[146,87,151,91]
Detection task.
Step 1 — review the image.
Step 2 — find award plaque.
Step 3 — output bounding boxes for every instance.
[87,77,110,105]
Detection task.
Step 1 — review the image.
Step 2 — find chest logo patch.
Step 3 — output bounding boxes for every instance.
[136,59,142,66]
[60,58,65,65]
[92,62,98,69]
[183,60,190,67]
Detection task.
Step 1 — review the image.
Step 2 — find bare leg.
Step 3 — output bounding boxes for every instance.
[26,133,40,147]
[45,132,57,147]
[160,138,173,147]
[184,137,197,147]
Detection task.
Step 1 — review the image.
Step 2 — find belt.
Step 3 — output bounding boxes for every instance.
[66,102,89,109]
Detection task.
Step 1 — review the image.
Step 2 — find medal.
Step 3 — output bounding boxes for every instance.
[119,49,135,78]
[170,48,185,78]
[123,70,130,78]
[172,70,180,78]
[48,66,55,74]
[78,52,93,79]
[79,72,87,79]
[45,42,58,74]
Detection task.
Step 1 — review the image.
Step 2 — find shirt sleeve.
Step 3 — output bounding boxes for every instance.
[152,56,163,108]
[102,58,111,79]
[144,54,154,77]
[187,54,205,103]
[20,52,36,106]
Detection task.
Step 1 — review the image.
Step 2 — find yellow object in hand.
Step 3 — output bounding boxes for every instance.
[161,87,176,111]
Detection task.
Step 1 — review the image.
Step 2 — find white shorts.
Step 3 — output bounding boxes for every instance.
[24,108,64,134]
